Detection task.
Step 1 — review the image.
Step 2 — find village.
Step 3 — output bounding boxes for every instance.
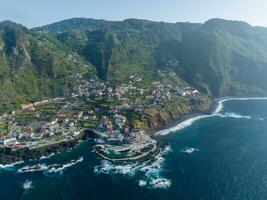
[0,70,202,161]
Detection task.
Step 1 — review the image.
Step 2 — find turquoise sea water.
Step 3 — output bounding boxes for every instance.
[1,98,267,200]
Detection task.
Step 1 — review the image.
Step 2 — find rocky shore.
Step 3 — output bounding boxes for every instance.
[0,134,86,165]
[148,98,218,136]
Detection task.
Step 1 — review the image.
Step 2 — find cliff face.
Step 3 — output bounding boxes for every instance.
[146,97,212,130]
[148,112,167,130]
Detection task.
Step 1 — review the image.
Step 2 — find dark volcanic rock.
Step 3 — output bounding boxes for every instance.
[0,138,79,165]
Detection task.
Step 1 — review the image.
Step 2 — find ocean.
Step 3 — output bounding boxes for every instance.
[1,98,267,200]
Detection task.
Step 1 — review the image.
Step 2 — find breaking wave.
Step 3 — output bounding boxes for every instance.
[139,145,172,189]
[181,147,199,154]
[17,157,83,177]
[43,157,83,177]
[148,178,171,189]
[156,97,267,135]
[218,112,251,119]
[156,115,211,136]
[28,153,56,162]
[138,180,147,187]
[94,160,138,176]
[139,178,171,189]
[23,179,33,191]
[94,145,172,189]
[0,161,24,170]
[214,97,267,114]
[40,153,55,160]
[18,163,46,173]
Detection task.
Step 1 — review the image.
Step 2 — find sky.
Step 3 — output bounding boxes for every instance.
[0,0,266,28]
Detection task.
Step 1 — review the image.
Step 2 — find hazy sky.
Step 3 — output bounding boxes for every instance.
[0,0,266,28]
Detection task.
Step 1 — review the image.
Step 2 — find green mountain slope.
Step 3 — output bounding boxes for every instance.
[179,19,267,97]
[1,18,267,113]
[0,21,95,112]
[36,18,267,97]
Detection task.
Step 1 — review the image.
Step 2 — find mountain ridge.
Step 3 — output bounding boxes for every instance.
[33,18,266,31]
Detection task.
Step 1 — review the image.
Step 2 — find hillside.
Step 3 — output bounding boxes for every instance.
[36,18,267,97]
[179,19,267,97]
[1,18,267,112]
[0,21,96,113]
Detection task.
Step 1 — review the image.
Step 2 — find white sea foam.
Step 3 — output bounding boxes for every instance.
[29,153,56,162]
[92,97,267,189]
[0,161,24,170]
[139,145,171,175]
[40,153,55,160]
[218,112,251,119]
[94,161,138,176]
[149,178,171,189]
[138,147,172,189]
[214,97,267,114]
[156,115,211,136]
[214,99,225,114]
[18,163,47,173]
[44,157,84,176]
[180,147,199,154]
[23,180,33,190]
[156,97,267,136]
[94,145,172,189]
[17,157,84,176]
[138,180,147,187]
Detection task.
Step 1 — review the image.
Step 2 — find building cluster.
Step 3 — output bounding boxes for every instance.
[0,100,81,148]
[0,70,201,150]
[72,71,201,112]
[94,113,145,145]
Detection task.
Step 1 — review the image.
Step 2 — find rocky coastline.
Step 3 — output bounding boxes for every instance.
[0,133,86,165]
[148,98,218,136]
[0,99,217,165]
